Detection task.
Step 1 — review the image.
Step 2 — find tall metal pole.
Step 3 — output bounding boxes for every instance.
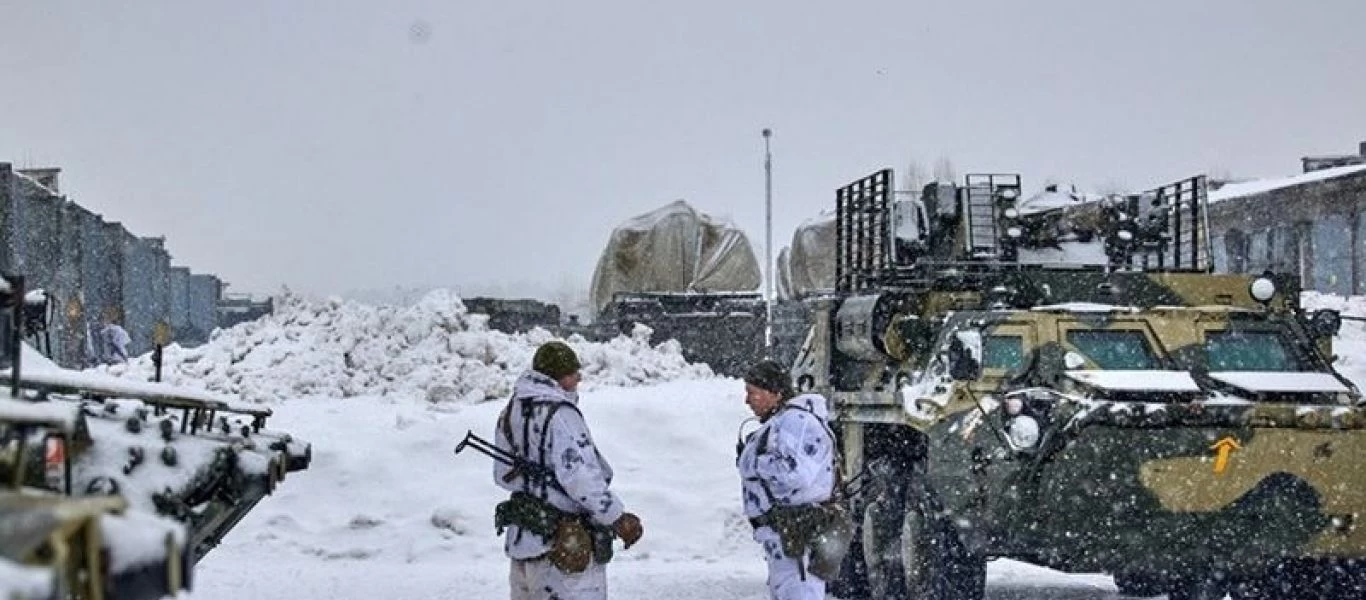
[762,128,773,353]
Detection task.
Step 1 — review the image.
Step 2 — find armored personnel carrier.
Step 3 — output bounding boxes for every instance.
[0,272,312,578]
[792,170,1365,599]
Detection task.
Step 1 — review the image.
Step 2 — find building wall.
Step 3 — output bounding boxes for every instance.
[0,161,229,366]
[1207,171,1366,295]
[186,274,222,345]
[168,266,190,343]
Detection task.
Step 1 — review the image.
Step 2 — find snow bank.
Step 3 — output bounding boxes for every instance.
[0,559,53,600]
[96,290,714,404]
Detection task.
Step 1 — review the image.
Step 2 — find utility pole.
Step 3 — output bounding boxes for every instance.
[762,128,773,353]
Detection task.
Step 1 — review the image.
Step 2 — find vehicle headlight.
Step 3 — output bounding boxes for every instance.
[1250,276,1276,303]
[1007,415,1040,449]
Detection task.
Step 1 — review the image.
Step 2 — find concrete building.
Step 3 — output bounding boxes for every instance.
[1207,142,1366,295]
[1,162,235,365]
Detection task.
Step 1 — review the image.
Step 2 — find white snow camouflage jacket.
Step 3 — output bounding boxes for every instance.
[493,371,625,560]
[737,393,838,520]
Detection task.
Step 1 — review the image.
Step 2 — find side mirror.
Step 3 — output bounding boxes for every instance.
[1309,310,1342,338]
[947,330,983,381]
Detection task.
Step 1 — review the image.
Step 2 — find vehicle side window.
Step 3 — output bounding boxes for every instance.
[983,335,1024,371]
[1204,331,1300,371]
[1065,330,1157,369]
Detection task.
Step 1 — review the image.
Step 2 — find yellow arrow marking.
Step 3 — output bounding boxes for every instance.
[1210,436,1242,475]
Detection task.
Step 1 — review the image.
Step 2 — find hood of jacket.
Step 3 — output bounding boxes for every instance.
[512,370,579,404]
[783,393,829,421]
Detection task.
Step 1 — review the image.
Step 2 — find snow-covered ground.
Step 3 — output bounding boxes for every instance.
[66,290,1358,599]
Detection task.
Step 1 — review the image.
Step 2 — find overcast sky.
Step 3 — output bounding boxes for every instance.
[3,0,1364,299]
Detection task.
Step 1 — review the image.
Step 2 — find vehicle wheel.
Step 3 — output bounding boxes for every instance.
[862,493,909,600]
[827,516,869,599]
[862,482,986,600]
[1112,572,1163,597]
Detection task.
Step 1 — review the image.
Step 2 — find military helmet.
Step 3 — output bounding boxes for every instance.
[533,341,581,379]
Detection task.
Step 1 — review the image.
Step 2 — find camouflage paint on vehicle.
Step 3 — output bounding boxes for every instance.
[795,169,1365,599]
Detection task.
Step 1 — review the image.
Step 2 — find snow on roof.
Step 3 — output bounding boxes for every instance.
[1016,188,1091,216]
[1209,164,1366,204]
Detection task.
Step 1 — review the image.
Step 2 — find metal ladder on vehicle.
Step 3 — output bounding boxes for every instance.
[963,174,1003,258]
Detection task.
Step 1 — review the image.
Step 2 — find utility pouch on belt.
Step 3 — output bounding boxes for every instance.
[548,518,616,573]
[494,491,561,539]
[548,517,593,573]
[760,501,855,581]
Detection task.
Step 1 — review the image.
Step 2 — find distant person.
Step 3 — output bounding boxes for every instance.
[736,359,848,600]
[492,340,643,600]
[96,318,131,365]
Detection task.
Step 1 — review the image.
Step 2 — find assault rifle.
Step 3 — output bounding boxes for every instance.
[453,430,565,492]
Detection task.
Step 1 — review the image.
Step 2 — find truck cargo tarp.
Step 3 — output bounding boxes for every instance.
[590,200,760,312]
[780,211,837,299]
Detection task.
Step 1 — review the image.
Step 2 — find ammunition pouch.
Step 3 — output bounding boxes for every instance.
[548,517,593,573]
[495,492,616,573]
[753,501,855,581]
[495,491,560,539]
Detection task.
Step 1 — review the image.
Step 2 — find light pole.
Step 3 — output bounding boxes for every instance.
[762,128,773,353]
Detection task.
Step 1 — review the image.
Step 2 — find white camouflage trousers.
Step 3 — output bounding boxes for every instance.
[758,527,826,600]
[509,558,607,600]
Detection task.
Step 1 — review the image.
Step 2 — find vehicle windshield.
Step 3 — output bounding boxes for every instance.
[1204,330,1303,371]
[1065,330,1158,369]
[983,334,1025,371]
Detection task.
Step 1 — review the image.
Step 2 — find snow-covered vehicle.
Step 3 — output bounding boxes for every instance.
[0,272,312,570]
[1,397,189,600]
[794,170,1366,599]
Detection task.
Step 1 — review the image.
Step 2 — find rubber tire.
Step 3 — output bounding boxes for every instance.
[827,516,870,599]
[862,494,910,600]
[862,483,986,600]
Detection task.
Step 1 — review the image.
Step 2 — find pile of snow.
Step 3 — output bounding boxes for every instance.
[98,290,713,405]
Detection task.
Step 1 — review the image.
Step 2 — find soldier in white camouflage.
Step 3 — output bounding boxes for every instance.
[492,341,643,600]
